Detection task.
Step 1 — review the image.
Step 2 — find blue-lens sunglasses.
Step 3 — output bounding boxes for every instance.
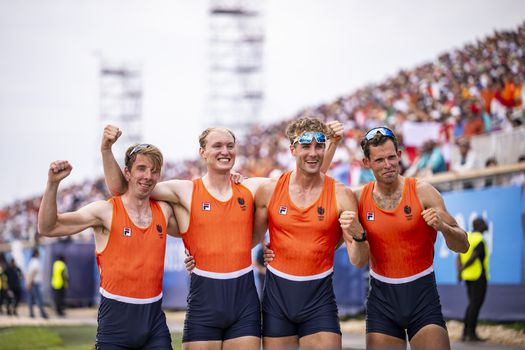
[364,127,395,141]
[293,132,327,145]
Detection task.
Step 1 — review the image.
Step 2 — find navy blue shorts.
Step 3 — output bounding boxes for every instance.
[366,272,447,340]
[262,269,341,338]
[96,296,172,350]
[183,271,261,342]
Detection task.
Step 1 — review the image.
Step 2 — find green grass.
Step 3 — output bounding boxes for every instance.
[0,326,183,350]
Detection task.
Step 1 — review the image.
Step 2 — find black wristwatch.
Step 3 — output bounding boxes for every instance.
[353,230,367,242]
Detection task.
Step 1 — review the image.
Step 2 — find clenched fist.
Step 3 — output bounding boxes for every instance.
[339,210,364,241]
[101,125,122,151]
[422,208,444,231]
[48,160,72,184]
[326,120,344,142]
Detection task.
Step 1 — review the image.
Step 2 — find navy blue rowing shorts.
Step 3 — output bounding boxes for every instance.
[96,296,172,349]
[262,269,341,338]
[183,271,261,342]
[366,272,447,340]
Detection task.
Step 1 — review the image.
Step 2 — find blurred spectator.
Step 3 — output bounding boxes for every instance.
[408,140,447,177]
[450,137,479,189]
[457,218,490,342]
[0,254,7,314]
[26,248,48,319]
[462,103,485,137]
[510,155,525,186]
[51,255,69,317]
[5,258,23,316]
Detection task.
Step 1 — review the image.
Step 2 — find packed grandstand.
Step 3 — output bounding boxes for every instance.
[1,22,524,245]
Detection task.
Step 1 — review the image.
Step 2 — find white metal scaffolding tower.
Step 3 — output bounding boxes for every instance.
[208,0,265,131]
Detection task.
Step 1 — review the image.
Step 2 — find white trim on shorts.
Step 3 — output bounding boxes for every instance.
[267,264,333,281]
[370,265,434,284]
[192,265,253,279]
[100,288,163,304]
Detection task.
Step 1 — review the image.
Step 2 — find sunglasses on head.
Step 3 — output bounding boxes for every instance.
[293,132,327,145]
[364,127,395,141]
[128,144,152,159]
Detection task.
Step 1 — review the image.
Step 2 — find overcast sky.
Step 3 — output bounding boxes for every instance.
[1,0,524,204]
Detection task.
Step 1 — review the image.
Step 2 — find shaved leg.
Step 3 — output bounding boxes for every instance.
[182,341,222,350]
[410,324,450,350]
[299,331,341,350]
[263,335,299,350]
[367,332,407,350]
[223,336,261,350]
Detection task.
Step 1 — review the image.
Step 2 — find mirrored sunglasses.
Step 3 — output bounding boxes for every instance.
[364,127,395,141]
[293,132,327,145]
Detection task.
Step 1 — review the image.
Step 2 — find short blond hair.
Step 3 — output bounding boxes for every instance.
[198,127,236,148]
[285,117,329,144]
[125,144,163,173]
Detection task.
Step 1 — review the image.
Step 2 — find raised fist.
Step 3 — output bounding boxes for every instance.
[101,125,122,151]
[48,160,72,183]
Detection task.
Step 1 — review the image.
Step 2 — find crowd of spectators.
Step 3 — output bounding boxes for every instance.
[1,22,524,244]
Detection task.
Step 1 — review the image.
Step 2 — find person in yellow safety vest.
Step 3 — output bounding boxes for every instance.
[0,255,8,315]
[51,255,68,316]
[456,217,489,342]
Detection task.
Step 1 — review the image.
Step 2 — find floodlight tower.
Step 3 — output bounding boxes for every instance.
[99,60,143,167]
[208,0,265,132]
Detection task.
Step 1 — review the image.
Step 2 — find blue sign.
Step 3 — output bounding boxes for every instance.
[435,185,523,284]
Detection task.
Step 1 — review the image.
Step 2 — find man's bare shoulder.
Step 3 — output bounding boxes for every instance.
[254,178,277,204]
[243,176,271,195]
[259,177,277,191]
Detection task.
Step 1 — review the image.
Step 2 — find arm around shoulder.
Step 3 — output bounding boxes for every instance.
[252,180,275,247]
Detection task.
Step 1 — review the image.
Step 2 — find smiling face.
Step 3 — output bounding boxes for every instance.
[199,129,236,173]
[124,154,161,199]
[290,139,326,175]
[363,138,401,185]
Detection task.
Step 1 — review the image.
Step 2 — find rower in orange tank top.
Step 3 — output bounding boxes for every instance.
[267,171,342,278]
[182,178,253,276]
[359,177,437,282]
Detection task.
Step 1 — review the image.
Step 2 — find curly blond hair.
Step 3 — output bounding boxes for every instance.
[285,117,328,144]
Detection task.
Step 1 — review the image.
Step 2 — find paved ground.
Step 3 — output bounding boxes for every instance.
[1,306,524,349]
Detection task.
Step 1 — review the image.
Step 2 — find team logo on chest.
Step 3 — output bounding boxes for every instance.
[366,212,375,221]
[237,197,247,211]
[202,202,211,211]
[123,227,132,237]
[317,206,325,221]
[404,205,413,220]
[279,205,288,215]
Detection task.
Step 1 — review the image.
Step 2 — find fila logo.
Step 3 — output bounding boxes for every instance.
[202,203,211,211]
[366,212,375,221]
[279,206,288,215]
[123,227,132,237]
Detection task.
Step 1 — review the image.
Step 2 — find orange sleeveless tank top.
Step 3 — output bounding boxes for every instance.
[267,172,341,279]
[358,178,437,282]
[182,178,253,276]
[96,196,167,303]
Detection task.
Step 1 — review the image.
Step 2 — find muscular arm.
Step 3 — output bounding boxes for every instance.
[38,161,107,237]
[101,125,128,195]
[418,181,469,253]
[320,120,344,174]
[337,185,369,268]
